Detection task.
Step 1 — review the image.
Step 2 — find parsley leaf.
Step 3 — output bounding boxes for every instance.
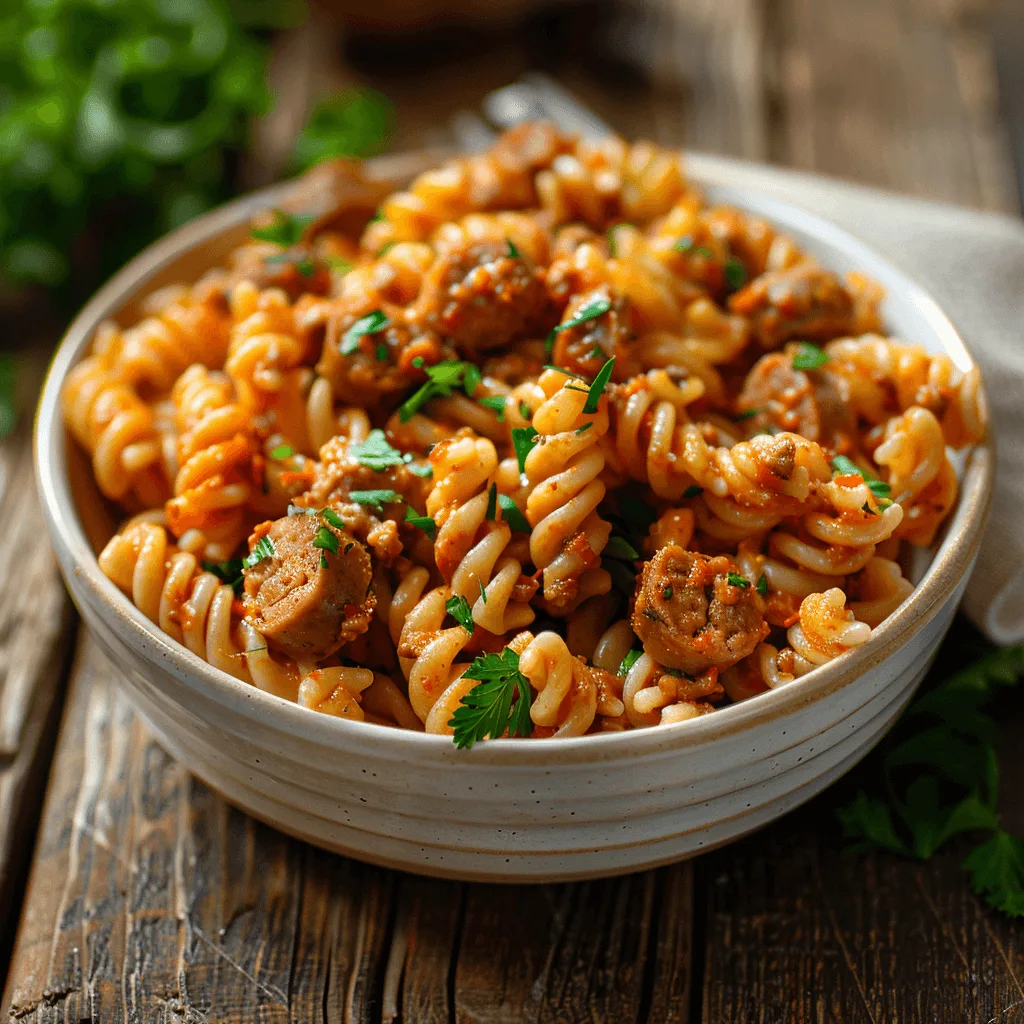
[313,525,339,556]
[792,342,830,370]
[485,483,497,522]
[734,407,760,421]
[583,356,615,414]
[449,649,533,749]
[270,443,294,460]
[243,534,275,568]
[605,535,640,561]
[251,209,315,248]
[478,395,506,421]
[619,647,642,677]
[352,429,405,471]
[497,494,530,533]
[203,558,245,595]
[349,489,403,513]
[445,594,475,634]
[756,573,768,596]
[322,508,346,531]
[512,426,539,474]
[724,257,747,290]
[0,355,16,439]
[683,484,703,499]
[727,572,750,589]
[519,401,532,421]
[506,238,521,258]
[546,295,613,356]
[964,831,1024,917]
[399,361,480,422]
[831,455,892,501]
[340,310,390,356]
[405,507,436,540]
[406,462,433,478]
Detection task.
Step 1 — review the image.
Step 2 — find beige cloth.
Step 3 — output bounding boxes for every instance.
[485,78,1024,643]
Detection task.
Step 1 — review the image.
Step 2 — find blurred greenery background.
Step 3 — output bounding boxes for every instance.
[0,0,395,306]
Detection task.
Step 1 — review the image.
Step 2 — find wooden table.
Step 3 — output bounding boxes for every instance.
[3,1,1024,1020]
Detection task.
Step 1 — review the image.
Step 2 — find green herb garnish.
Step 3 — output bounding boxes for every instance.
[583,357,615,414]
[406,462,433,479]
[405,508,436,540]
[831,455,892,501]
[243,534,276,568]
[497,495,530,533]
[340,310,390,356]
[605,536,640,561]
[270,443,294,460]
[251,210,314,248]
[0,355,16,439]
[727,572,750,589]
[399,360,481,422]
[323,508,346,531]
[619,648,642,677]
[506,238,521,258]
[734,408,760,421]
[576,423,593,435]
[352,429,405,471]
[478,395,506,421]
[478,580,488,605]
[756,573,768,596]
[683,484,703,499]
[313,526,339,556]
[663,586,674,600]
[203,558,245,595]
[485,483,497,522]
[724,257,747,290]
[349,489,403,513]
[449,648,533,749]
[512,427,539,474]
[445,594,475,634]
[792,342,830,371]
[545,295,613,356]
[519,402,532,420]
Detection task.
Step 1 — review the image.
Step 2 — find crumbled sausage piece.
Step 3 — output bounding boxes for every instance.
[632,546,768,673]
[243,514,374,660]
[415,240,549,356]
[729,264,855,348]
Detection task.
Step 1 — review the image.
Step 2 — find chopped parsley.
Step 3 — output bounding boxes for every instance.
[340,310,390,356]
[583,356,615,414]
[399,360,481,422]
[445,594,475,634]
[478,580,488,605]
[485,483,497,521]
[497,494,529,533]
[243,534,276,568]
[831,455,892,502]
[663,586,674,600]
[619,648,642,677]
[320,553,329,569]
[322,508,346,531]
[250,209,314,248]
[270,443,294,460]
[756,573,768,596]
[203,558,245,595]
[683,484,703,499]
[792,342,830,371]
[449,648,533,749]
[313,525,339,556]
[506,238,520,258]
[405,508,436,540]
[412,356,424,369]
[478,395,506,421]
[674,235,712,258]
[605,536,640,561]
[576,423,593,435]
[734,408,760,421]
[519,401,532,420]
[352,429,405,471]
[264,252,316,277]
[545,295,613,356]
[323,255,353,274]
[727,572,750,589]
[724,257,747,290]
[512,426,539,474]
[349,489,403,513]
[406,461,433,478]
[376,343,389,361]
[377,241,397,257]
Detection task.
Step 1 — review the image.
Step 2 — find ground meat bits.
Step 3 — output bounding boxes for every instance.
[729,264,855,348]
[632,546,768,673]
[415,239,548,356]
[243,513,374,661]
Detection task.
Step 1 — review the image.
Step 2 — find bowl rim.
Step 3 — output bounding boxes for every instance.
[34,160,996,765]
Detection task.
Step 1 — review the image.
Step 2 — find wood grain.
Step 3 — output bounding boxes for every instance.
[0,340,74,979]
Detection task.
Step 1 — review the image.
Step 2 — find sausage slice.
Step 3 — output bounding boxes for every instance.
[243,513,374,660]
[632,546,768,673]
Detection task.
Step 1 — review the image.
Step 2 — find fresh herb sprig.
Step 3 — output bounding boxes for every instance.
[399,361,482,421]
[837,641,1024,917]
[545,295,613,356]
[449,648,533,749]
[831,454,892,504]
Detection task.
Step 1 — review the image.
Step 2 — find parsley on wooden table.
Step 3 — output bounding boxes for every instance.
[837,641,1024,917]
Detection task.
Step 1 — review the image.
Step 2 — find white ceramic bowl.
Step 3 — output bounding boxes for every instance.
[35,163,993,882]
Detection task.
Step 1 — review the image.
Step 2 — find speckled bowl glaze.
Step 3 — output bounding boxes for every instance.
[35,157,994,882]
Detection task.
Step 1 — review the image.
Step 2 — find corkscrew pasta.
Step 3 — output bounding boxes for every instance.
[68,123,986,745]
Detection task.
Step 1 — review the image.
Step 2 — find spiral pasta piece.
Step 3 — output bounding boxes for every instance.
[518,631,597,737]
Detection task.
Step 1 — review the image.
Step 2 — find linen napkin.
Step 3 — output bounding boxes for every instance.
[485,78,1024,644]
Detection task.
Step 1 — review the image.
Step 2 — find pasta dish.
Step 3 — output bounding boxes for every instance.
[62,123,986,746]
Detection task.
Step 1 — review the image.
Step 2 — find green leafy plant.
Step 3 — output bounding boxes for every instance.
[291,86,394,171]
[837,643,1024,916]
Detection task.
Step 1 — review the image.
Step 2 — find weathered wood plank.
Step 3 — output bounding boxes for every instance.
[0,339,75,980]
